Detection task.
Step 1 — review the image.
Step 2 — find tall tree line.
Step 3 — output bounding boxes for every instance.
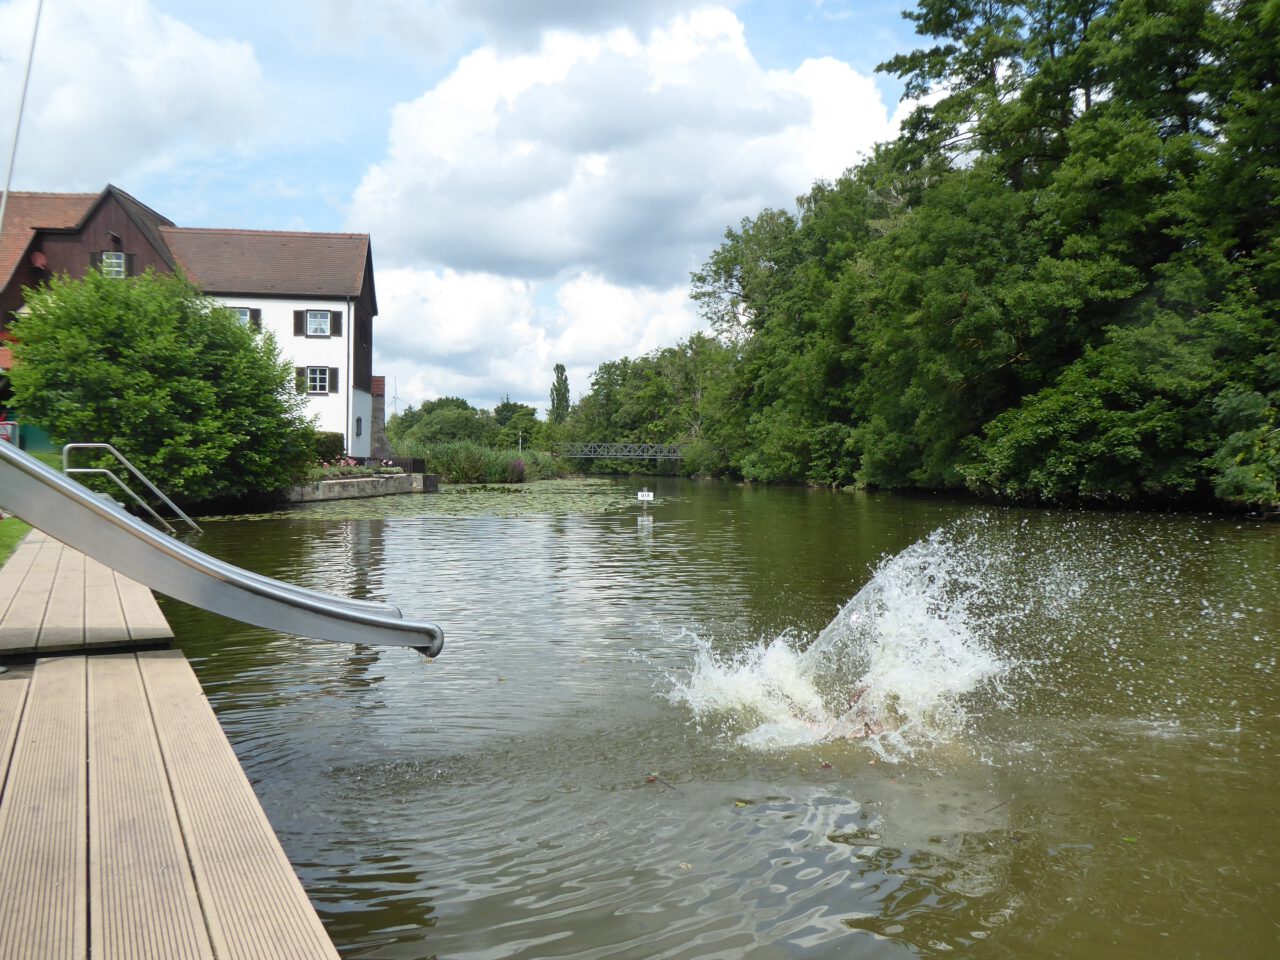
[565,0,1279,506]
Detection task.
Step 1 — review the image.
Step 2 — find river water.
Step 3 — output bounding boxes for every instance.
[166,479,1278,959]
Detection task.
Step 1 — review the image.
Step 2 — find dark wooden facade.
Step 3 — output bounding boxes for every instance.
[1,190,173,325]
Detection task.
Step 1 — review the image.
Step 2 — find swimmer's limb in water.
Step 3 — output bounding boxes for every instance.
[822,685,887,740]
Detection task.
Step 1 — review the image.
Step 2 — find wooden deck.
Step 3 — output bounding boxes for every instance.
[0,532,341,960]
[0,529,172,655]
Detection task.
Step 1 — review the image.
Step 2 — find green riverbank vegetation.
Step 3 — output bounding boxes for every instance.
[0,516,31,564]
[563,0,1279,510]
[387,396,571,483]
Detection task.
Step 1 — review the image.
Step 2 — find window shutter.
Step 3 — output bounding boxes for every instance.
[250,308,262,332]
[329,367,339,393]
[125,253,136,276]
[89,251,102,269]
[330,311,343,336]
[295,367,306,394]
[293,311,305,336]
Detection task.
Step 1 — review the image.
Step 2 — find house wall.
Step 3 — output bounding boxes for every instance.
[351,258,375,393]
[349,388,372,459]
[212,293,369,455]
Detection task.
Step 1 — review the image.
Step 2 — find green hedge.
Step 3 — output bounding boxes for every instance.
[314,431,346,463]
[410,441,570,483]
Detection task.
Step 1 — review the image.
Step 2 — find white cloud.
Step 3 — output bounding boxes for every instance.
[373,267,700,413]
[0,0,267,189]
[306,0,721,56]
[353,4,907,412]
[350,6,899,287]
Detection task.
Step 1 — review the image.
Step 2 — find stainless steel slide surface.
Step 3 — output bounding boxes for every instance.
[0,443,443,655]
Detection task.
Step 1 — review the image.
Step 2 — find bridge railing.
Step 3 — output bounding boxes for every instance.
[556,442,684,461]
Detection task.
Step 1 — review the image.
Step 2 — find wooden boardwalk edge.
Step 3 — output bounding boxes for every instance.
[0,536,342,960]
[0,529,173,655]
[140,649,340,960]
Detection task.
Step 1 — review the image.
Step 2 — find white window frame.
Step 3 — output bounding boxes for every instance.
[100,251,126,278]
[232,307,252,326]
[306,366,329,394]
[306,310,331,336]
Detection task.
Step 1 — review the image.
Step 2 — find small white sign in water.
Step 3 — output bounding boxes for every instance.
[638,489,655,502]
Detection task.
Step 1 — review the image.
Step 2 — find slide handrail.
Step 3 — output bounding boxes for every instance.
[63,442,202,534]
[0,442,443,655]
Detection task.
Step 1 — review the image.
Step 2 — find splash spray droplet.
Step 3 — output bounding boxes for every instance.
[670,523,1013,759]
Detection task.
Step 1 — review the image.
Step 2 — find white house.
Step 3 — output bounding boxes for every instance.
[162,227,378,458]
[0,186,382,458]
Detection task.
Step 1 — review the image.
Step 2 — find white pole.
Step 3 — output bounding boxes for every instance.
[0,1,46,677]
[0,0,45,240]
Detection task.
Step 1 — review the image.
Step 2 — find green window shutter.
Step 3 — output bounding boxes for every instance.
[330,311,343,336]
[125,253,136,276]
[295,367,306,394]
[89,251,102,269]
[328,367,339,393]
[250,308,262,332]
[293,311,305,336]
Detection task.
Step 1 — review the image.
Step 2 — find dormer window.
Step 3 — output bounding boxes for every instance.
[100,251,127,278]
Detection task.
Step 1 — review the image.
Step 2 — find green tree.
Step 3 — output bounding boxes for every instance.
[548,363,570,424]
[10,268,313,503]
[560,0,1278,507]
[493,395,533,428]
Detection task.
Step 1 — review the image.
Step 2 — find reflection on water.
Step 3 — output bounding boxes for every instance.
[162,480,1279,958]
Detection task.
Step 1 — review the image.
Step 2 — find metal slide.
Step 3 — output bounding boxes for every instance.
[0,442,443,655]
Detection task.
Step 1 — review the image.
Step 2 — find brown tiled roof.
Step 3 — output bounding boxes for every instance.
[0,191,97,290]
[162,227,370,299]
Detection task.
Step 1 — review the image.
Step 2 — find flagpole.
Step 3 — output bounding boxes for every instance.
[0,0,45,239]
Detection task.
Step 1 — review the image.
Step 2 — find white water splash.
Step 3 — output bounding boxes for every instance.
[670,524,1015,759]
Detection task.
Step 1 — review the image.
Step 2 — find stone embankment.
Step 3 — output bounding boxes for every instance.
[286,473,439,502]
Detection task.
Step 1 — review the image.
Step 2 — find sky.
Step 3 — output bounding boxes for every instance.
[0,0,922,415]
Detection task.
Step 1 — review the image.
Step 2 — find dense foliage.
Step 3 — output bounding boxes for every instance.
[10,269,315,504]
[387,394,543,452]
[565,0,1278,508]
[416,442,570,484]
[386,388,567,482]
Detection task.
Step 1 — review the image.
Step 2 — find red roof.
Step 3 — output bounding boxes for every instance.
[2,186,375,312]
[162,227,370,299]
[0,191,98,290]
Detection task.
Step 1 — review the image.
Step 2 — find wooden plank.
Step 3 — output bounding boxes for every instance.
[0,535,60,653]
[0,665,31,797]
[116,571,174,642]
[83,554,129,646]
[0,531,44,621]
[88,654,213,960]
[0,656,88,960]
[139,649,340,960]
[37,546,86,649]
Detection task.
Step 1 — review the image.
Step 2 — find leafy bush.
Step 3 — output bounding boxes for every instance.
[314,431,346,463]
[305,459,404,481]
[10,269,314,504]
[409,441,569,483]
